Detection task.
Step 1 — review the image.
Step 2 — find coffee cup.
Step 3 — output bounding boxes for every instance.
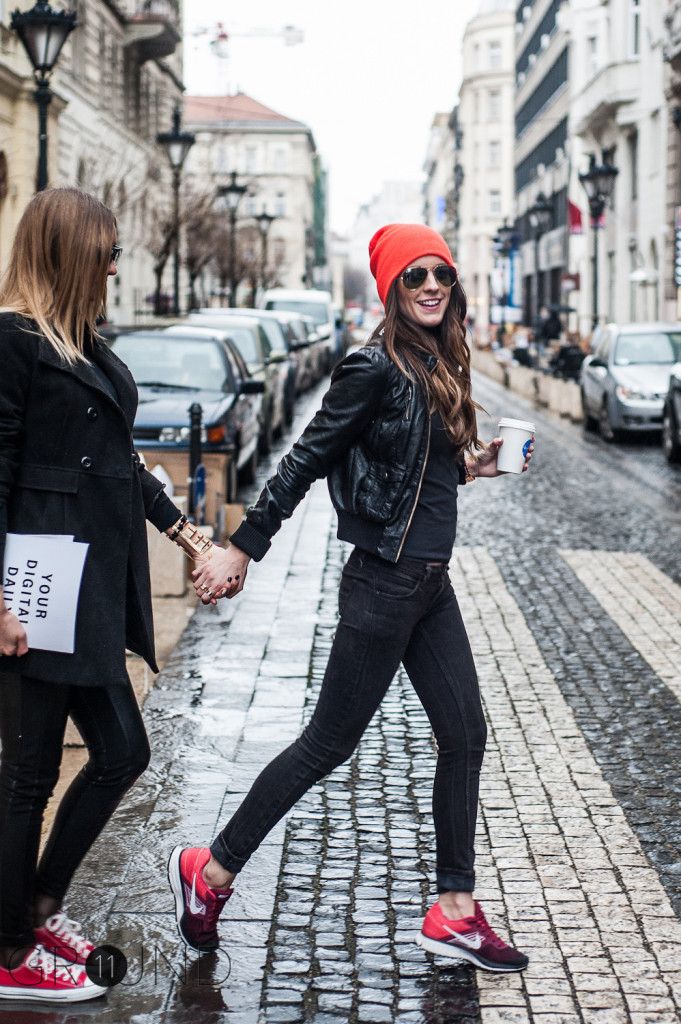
[496,417,535,474]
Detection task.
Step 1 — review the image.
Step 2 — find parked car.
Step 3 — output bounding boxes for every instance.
[262,288,335,372]
[299,314,328,384]
[580,322,681,441]
[187,314,284,455]
[109,326,264,499]
[192,308,297,428]
[662,361,681,463]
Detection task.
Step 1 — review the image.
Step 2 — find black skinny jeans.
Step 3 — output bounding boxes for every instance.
[0,675,150,947]
[212,548,487,893]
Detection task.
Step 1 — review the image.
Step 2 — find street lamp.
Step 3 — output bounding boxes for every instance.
[157,104,195,317]
[492,220,516,344]
[579,153,619,329]
[10,1,77,191]
[217,171,248,307]
[527,191,553,327]
[254,209,276,293]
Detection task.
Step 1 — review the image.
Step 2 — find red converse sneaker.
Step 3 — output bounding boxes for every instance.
[0,944,106,1002]
[416,900,529,972]
[35,912,95,965]
[167,846,233,952]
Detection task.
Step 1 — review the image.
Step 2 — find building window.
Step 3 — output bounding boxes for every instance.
[488,41,502,68]
[245,146,257,174]
[587,34,598,77]
[274,146,289,173]
[274,192,286,217]
[488,89,501,121]
[627,131,638,200]
[630,0,641,57]
[489,189,501,216]
[488,140,500,167]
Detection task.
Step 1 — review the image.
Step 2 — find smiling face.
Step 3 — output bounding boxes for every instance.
[396,255,453,329]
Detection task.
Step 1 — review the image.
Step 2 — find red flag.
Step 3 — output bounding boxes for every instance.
[568,200,583,235]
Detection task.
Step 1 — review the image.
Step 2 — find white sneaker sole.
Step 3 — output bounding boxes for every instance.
[0,982,106,1003]
[415,931,527,973]
[167,845,190,948]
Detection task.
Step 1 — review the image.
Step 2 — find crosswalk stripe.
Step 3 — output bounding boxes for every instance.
[451,548,681,1021]
[559,550,681,705]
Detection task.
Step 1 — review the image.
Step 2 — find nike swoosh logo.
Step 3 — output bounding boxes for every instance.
[186,874,206,916]
[443,924,483,949]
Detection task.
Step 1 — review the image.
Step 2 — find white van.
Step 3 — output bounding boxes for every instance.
[261,288,335,371]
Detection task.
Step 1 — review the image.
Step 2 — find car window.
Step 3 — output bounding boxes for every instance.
[111,335,232,391]
[226,326,261,365]
[595,330,611,363]
[266,299,329,327]
[258,325,272,359]
[613,332,680,366]
[259,319,287,353]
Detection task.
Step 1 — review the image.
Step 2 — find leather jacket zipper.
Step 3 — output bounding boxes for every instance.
[396,412,431,560]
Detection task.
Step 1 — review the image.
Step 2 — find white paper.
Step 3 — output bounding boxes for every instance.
[3,534,89,653]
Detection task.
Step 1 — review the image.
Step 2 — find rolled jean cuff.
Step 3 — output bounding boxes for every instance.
[209,835,247,875]
[436,869,475,893]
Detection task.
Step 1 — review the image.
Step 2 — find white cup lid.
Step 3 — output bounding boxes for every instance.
[498,417,535,432]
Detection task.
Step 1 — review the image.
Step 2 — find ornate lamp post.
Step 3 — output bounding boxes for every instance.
[10,1,77,191]
[493,219,515,342]
[157,104,195,317]
[579,153,619,329]
[217,171,247,307]
[254,209,276,293]
[527,191,553,328]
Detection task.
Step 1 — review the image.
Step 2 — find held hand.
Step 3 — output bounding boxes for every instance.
[192,543,251,604]
[470,435,535,478]
[0,610,28,657]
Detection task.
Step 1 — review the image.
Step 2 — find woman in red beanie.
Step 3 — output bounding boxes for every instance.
[171,224,534,973]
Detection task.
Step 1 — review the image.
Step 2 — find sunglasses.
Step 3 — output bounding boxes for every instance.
[401,264,457,290]
[110,245,123,266]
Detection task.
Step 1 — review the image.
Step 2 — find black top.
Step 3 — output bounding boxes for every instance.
[402,410,460,561]
[86,353,119,404]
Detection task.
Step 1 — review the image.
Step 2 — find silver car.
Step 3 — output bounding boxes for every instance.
[580,322,681,441]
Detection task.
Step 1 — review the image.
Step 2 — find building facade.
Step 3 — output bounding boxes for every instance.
[664,0,681,321]
[514,0,571,325]
[0,0,185,322]
[183,92,320,301]
[455,0,516,337]
[423,112,455,246]
[569,0,667,333]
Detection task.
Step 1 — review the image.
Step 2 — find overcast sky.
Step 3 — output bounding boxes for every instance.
[183,0,479,235]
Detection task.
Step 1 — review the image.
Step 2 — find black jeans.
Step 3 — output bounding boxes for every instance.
[212,548,487,892]
[0,675,150,947]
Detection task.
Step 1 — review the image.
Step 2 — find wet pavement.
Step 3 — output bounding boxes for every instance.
[9,364,681,1023]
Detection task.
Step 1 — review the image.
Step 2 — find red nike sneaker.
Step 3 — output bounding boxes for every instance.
[35,912,95,965]
[416,900,529,972]
[0,944,106,1002]
[167,846,233,952]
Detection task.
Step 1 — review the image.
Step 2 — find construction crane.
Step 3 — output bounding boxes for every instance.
[191,23,304,61]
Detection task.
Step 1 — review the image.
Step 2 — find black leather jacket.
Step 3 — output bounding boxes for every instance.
[230,342,467,563]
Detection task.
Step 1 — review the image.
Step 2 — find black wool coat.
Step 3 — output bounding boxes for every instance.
[0,314,181,686]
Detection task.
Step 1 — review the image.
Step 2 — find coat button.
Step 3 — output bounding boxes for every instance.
[81,456,93,470]
[87,406,98,421]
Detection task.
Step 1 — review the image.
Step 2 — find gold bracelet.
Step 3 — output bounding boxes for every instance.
[171,520,214,560]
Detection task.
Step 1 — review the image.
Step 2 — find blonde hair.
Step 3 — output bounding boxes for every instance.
[0,187,117,364]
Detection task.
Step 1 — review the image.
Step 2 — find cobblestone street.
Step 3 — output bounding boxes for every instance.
[10,366,681,1024]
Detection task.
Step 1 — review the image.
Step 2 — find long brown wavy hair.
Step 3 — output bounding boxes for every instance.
[0,187,116,364]
[371,278,484,455]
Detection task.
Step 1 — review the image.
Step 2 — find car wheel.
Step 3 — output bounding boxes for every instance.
[225,456,238,503]
[599,399,620,443]
[581,389,598,432]
[240,445,258,485]
[258,405,274,455]
[662,405,681,463]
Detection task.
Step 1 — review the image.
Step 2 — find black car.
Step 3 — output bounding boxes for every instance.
[662,360,681,463]
[109,326,264,500]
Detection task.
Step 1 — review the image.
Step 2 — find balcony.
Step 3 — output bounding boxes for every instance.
[573,60,639,136]
[124,0,180,62]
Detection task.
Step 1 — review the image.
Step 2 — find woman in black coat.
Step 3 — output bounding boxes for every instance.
[0,188,215,1003]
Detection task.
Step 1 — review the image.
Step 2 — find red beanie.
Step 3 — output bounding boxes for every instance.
[368,223,455,305]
